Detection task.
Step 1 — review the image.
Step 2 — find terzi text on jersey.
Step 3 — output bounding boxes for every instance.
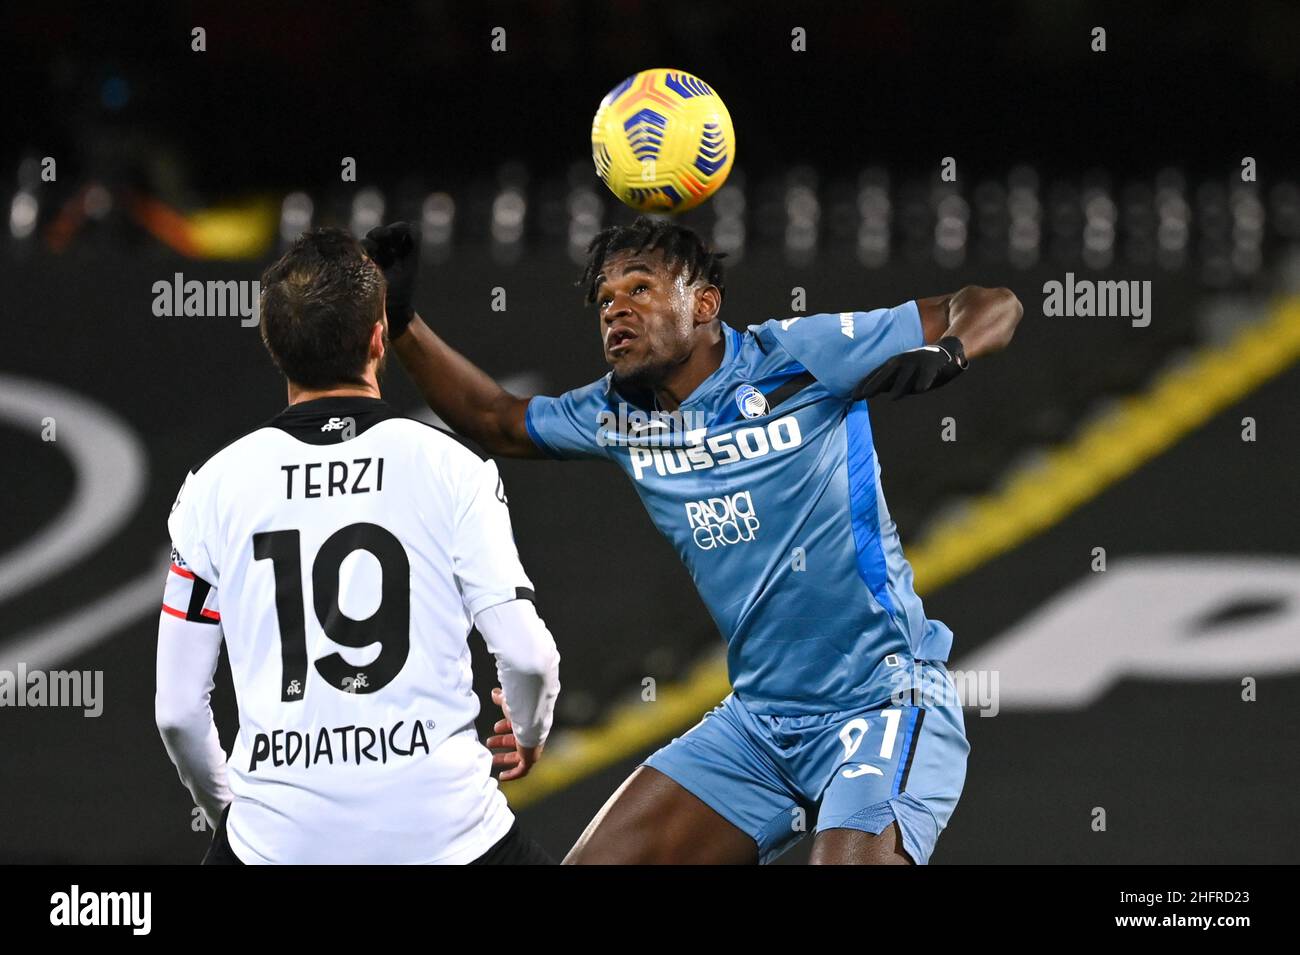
[281,457,384,499]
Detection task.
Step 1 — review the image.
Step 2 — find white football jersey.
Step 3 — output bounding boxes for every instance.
[166,396,534,864]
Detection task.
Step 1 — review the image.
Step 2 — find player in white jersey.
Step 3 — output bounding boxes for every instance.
[155,228,560,864]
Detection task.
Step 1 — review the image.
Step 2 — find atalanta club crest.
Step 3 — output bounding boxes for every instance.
[735,384,768,419]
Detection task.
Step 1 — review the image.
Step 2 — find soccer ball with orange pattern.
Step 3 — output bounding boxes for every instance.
[590,68,736,214]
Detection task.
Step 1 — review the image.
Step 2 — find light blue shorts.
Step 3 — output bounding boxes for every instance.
[643,660,969,864]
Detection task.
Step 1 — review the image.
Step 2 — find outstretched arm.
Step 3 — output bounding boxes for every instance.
[916,286,1022,359]
[362,222,543,458]
[858,286,1022,399]
[394,315,542,458]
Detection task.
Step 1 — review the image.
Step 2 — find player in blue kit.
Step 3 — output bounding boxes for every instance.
[368,217,1022,864]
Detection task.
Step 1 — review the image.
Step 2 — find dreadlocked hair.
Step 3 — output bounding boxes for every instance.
[578,215,726,305]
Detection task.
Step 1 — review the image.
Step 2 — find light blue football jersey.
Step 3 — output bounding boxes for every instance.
[525,302,954,714]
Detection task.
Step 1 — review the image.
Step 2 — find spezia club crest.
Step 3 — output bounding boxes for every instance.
[735,384,768,419]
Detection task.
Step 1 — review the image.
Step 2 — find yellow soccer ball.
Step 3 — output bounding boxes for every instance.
[591,68,735,214]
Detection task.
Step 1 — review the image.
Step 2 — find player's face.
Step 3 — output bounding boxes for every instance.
[594,249,697,387]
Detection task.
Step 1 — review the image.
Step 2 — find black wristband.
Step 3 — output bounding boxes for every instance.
[938,335,968,369]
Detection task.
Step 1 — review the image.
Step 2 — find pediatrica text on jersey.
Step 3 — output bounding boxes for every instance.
[249,719,431,771]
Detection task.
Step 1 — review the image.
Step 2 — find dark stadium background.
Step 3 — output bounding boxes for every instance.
[2,1,1297,863]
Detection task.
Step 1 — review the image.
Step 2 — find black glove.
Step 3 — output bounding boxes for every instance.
[854,336,968,400]
[361,222,420,339]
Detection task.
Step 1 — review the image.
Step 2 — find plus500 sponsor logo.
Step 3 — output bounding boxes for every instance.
[630,416,803,481]
[686,491,760,550]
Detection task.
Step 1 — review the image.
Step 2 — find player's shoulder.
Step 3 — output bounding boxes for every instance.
[373,409,470,450]
[736,313,827,357]
[747,304,920,334]
[541,374,614,409]
[742,304,922,356]
[182,422,278,484]
[386,414,492,475]
[744,311,860,341]
[527,374,613,430]
[732,316,826,367]
[168,419,276,543]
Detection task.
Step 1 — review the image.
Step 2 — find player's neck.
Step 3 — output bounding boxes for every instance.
[652,328,726,412]
[286,378,381,406]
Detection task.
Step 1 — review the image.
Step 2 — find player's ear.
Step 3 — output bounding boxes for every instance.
[694,284,722,324]
[369,320,386,360]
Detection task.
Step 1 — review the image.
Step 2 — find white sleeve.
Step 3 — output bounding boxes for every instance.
[474,599,561,749]
[167,471,219,585]
[451,457,535,618]
[156,551,231,827]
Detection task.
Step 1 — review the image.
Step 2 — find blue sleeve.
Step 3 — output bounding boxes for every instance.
[524,378,612,461]
[758,301,925,399]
